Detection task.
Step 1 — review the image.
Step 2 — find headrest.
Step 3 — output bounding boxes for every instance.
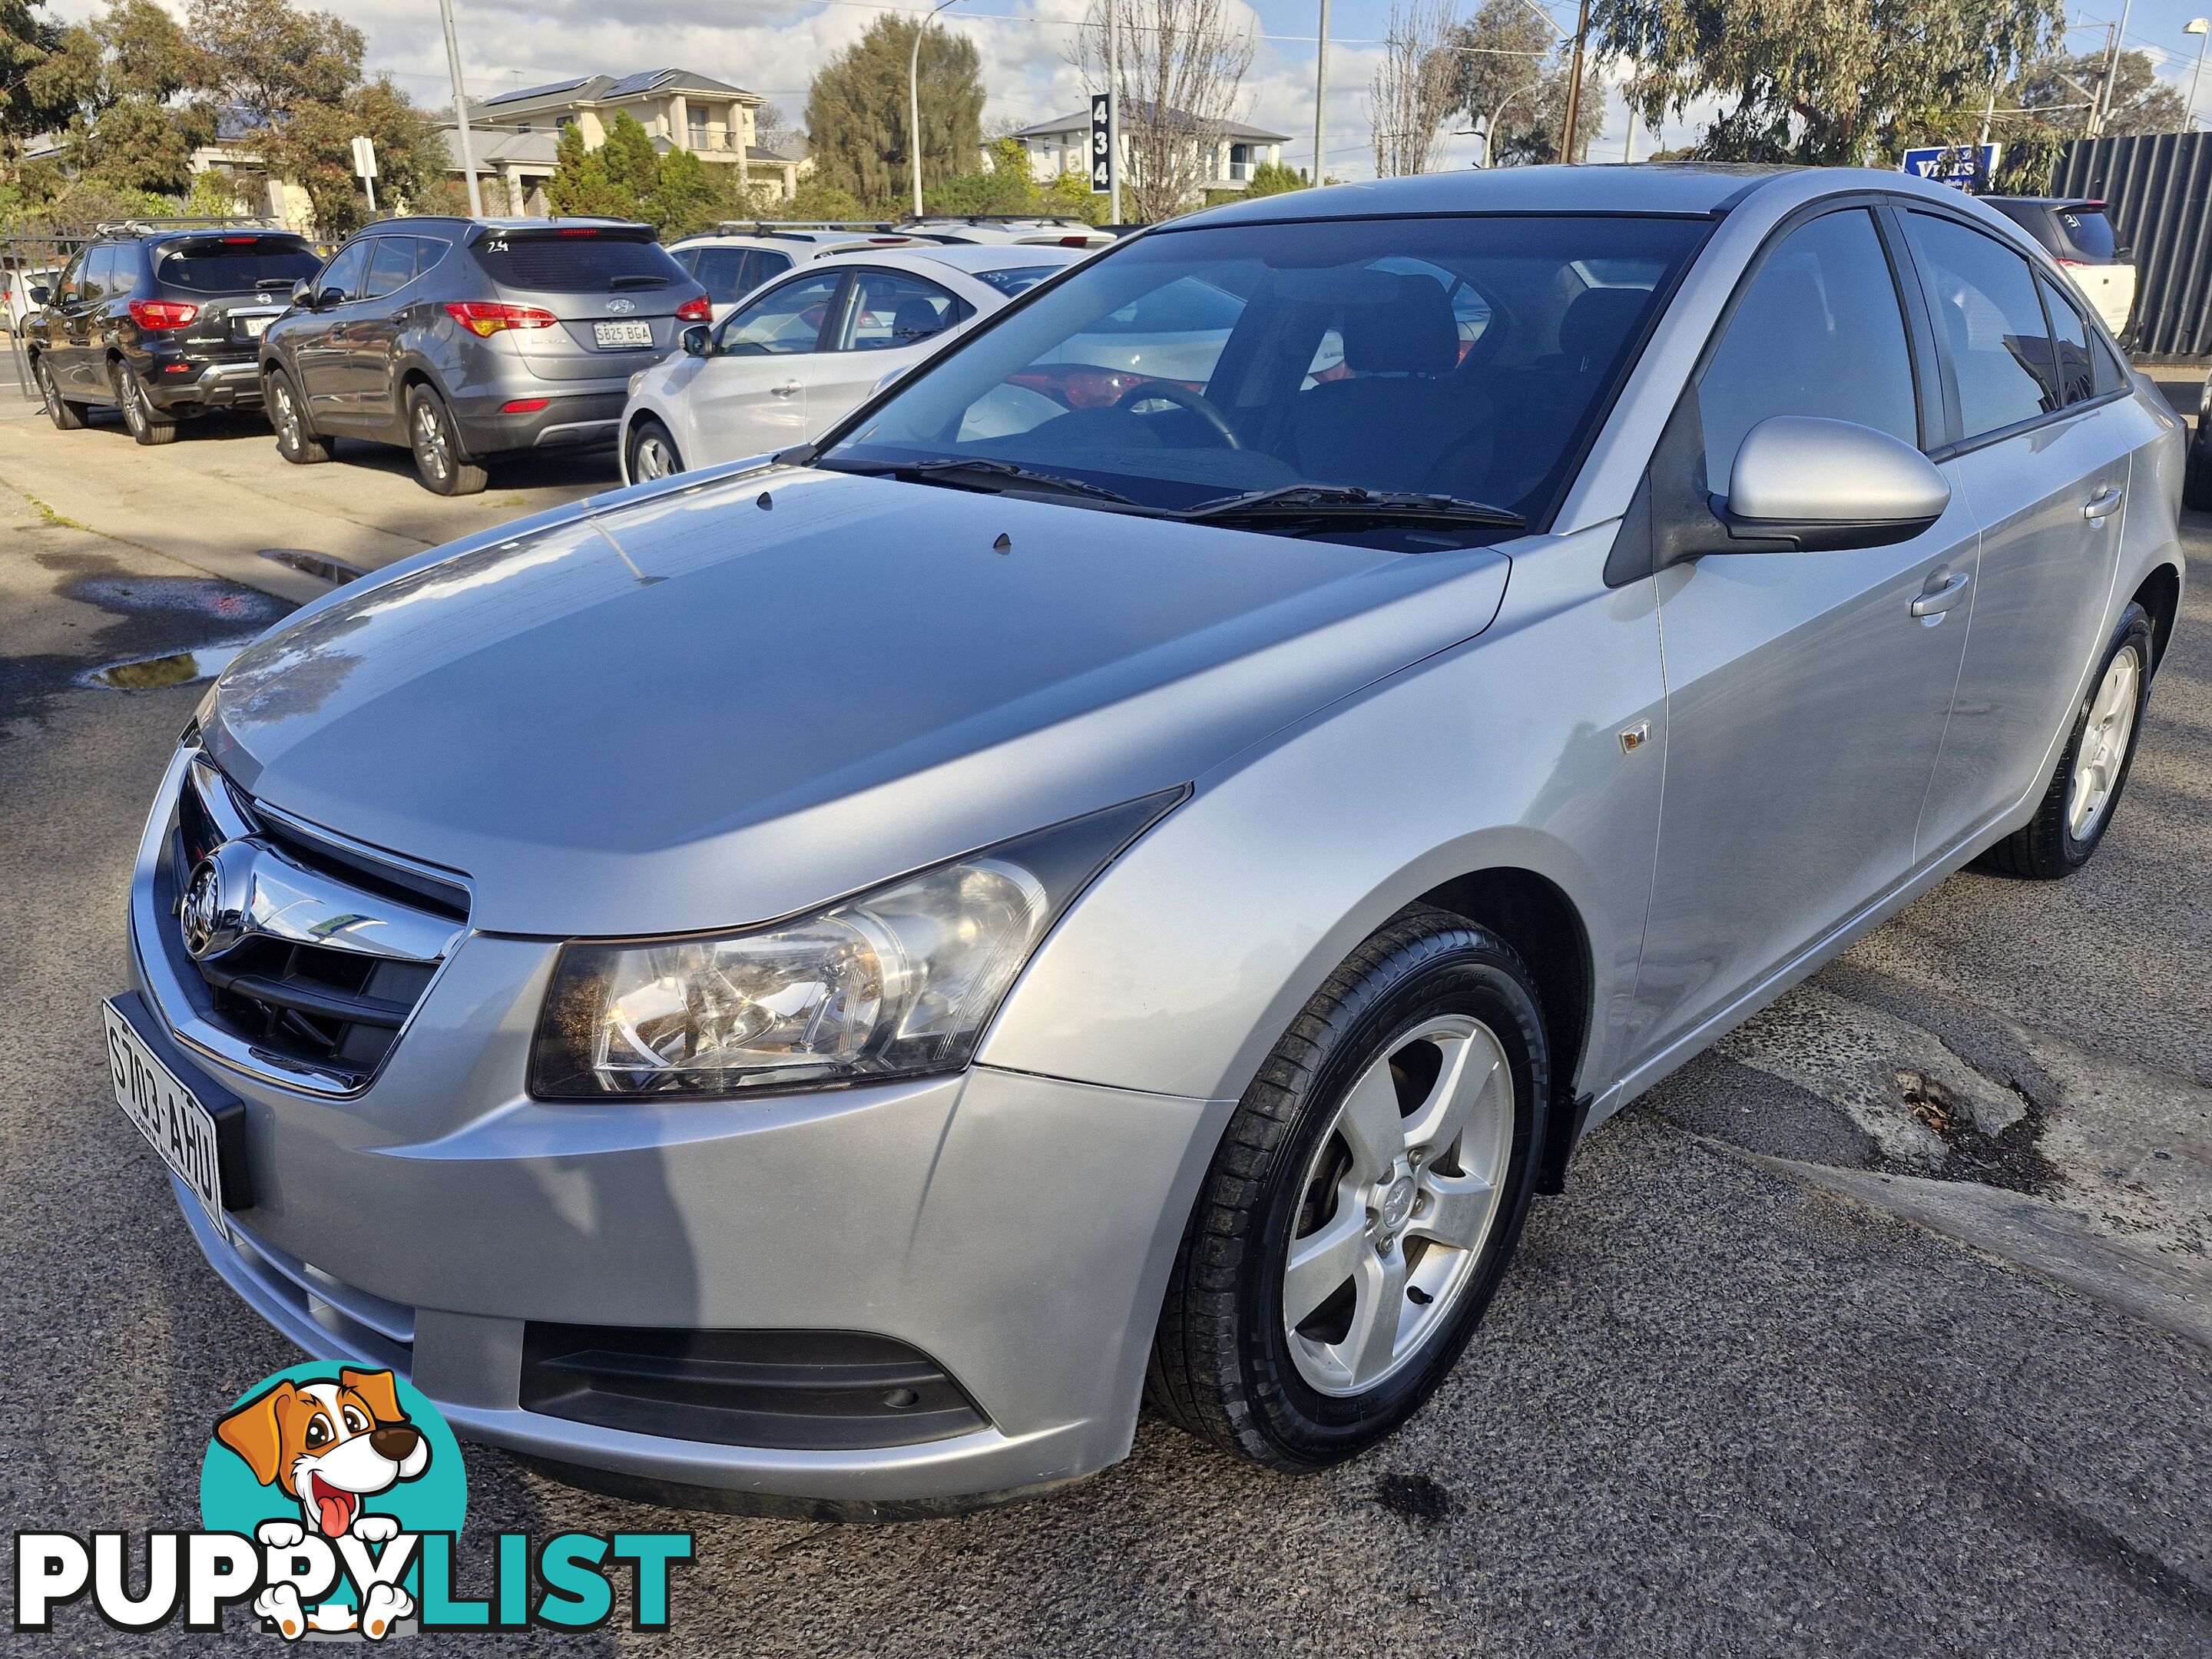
[1341,275,1459,376]
[890,296,943,339]
[1558,286,1649,369]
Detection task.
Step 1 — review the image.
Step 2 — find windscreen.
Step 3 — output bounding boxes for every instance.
[471,230,687,293]
[824,214,1707,542]
[156,237,322,294]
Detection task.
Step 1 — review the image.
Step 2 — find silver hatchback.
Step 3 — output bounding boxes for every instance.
[118,165,2184,1518]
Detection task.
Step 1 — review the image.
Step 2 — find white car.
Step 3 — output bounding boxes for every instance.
[665,227,935,322]
[904,216,1118,249]
[620,244,1086,482]
[2,265,59,334]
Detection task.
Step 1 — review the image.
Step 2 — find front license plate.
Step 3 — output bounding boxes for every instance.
[594,320,654,348]
[236,314,273,339]
[104,999,228,1215]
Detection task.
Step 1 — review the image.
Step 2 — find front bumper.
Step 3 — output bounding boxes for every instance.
[125,767,1228,1508]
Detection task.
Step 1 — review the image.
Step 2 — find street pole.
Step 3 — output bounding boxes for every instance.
[1108,0,1123,220]
[1558,0,1591,164]
[2187,20,2210,129]
[1313,0,1330,187]
[438,0,482,218]
[363,174,376,214]
[911,0,965,218]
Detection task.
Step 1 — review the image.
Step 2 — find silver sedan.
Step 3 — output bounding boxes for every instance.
[117,164,2184,1518]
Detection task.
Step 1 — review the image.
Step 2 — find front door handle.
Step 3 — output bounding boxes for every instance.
[770,379,801,398]
[2082,485,2123,522]
[1911,569,1972,619]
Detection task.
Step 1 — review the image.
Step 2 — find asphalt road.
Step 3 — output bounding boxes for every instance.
[0,388,2207,1657]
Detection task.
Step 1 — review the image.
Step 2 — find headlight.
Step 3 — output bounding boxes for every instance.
[529,788,1185,1099]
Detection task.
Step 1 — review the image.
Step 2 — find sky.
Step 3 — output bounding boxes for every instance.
[45,0,2212,183]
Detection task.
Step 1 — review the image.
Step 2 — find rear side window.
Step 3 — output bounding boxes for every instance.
[2056,207,2118,263]
[471,232,686,294]
[362,237,420,300]
[157,237,321,295]
[1906,213,2058,441]
[839,270,964,350]
[690,247,757,304]
[1698,210,1922,492]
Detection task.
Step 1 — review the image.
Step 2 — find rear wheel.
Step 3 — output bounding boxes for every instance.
[35,356,87,430]
[626,417,684,483]
[406,382,488,496]
[111,360,180,445]
[1976,604,2154,879]
[266,369,331,465]
[1147,907,1549,1470]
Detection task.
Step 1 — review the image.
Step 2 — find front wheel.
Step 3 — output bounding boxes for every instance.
[1976,603,2154,879]
[35,356,87,430]
[266,369,331,465]
[406,382,488,496]
[112,360,180,445]
[1147,907,1549,1470]
[626,416,684,483]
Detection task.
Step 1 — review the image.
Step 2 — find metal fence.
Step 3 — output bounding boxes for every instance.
[0,224,94,396]
[2052,131,2212,358]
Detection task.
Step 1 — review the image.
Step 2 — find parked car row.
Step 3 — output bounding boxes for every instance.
[21,215,1113,496]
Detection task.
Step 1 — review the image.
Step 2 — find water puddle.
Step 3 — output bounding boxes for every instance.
[260,548,367,584]
[84,641,250,690]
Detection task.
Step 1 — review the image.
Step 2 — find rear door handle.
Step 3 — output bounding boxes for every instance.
[2083,485,2123,521]
[1911,570,1972,619]
[770,379,801,398]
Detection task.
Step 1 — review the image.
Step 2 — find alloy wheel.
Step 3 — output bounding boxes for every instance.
[271,381,301,451]
[632,430,680,480]
[118,369,147,436]
[1281,1012,1515,1396]
[2067,644,2141,841]
[412,397,452,483]
[36,359,58,418]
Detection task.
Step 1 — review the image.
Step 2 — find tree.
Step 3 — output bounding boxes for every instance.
[1071,0,1254,222]
[1371,0,1462,177]
[1443,0,1601,164]
[0,1,81,178]
[1593,0,2066,165]
[545,120,634,218]
[31,0,215,197]
[1242,159,1308,196]
[266,75,443,237]
[806,15,984,210]
[186,0,360,128]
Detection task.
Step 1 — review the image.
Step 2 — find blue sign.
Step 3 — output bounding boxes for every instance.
[1901,144,2001,193]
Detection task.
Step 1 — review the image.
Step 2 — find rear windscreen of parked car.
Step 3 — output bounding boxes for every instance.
[156,237,323,293]
[471,232,688,294]
[2056,207,2118,263]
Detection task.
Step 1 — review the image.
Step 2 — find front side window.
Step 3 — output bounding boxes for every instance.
[1906,212,2057,441]
[78,246,117,304]
[718,270,843,355]
[840,270,962,351]
[314,242,372,305]
[826,213,1707,545]
[1698,210,1921,493]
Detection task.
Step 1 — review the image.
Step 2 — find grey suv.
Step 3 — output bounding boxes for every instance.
[259,217,708,495]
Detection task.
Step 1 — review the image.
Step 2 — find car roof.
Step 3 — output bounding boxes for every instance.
[671,229,922,249]
[877,243,1090,276]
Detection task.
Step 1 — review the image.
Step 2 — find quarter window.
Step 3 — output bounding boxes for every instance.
[1905,213,2058,441]
[1697,210,1920,494]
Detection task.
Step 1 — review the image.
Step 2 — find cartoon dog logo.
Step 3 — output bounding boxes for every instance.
[215,1367,429,1639]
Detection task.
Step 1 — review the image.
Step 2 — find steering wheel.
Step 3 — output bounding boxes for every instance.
[1111,379,1242,449]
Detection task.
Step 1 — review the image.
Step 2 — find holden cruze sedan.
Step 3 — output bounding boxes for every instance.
[111,164,2183,1518]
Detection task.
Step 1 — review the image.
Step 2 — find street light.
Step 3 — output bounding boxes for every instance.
[2188,19,2210,131]
[911,0,966,217]
[438,0,482,218]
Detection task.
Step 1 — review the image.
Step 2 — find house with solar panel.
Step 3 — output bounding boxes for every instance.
[447,69,807,214]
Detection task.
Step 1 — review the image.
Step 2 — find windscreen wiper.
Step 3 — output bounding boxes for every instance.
[840,457,1137,505]
[609,273,670,291]
[1179,484,1525,529]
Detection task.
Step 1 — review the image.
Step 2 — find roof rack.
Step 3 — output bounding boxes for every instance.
[709,220,906,236]
[93,215,288,237]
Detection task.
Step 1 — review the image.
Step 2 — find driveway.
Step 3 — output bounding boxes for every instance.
[0,379,2204,1657]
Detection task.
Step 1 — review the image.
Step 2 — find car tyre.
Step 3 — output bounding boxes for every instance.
[406,382,488,496]
[626,416,684,483]
[1975,603,2155,879]
[266,369,331,465]
[111,360,180,445]
[35,356,87,431]
[1147,906,1549,1471]
[2184,439,2212,512]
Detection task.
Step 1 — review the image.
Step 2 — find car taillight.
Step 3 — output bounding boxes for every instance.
[127,299,200,330]
[675,294,711,323]
[2057,257,2086,267]
[444,301,558,336]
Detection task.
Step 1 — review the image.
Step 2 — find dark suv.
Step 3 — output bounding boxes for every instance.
[259,216,709,495]
[25,222,323,445]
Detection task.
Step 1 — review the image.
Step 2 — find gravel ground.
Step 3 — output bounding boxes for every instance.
[1,416,2206,1657]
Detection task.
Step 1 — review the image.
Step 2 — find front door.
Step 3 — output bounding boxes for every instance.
[292,240,372,419]
[60,244,114,398]
[1629,207,1975,1063]
[339,236,424,425]
[1899,211,2147,855]
[681,268,847,464]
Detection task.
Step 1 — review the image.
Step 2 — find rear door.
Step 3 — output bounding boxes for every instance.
[799,266,970,437]
[1629,206,1978,1061]
[675,267,846,462]
[1902,209,2144,855]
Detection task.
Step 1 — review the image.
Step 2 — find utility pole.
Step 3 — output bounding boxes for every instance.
[911,0,965,217]
[2187,19,2210,129]
[1313,0,1330,187]
[1558,0,1591,164]
[439,0,482,217]
[1108,0,1123,220]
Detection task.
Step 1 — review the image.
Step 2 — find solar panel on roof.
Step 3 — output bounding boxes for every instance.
[483,77,591,105]
[604,68,678,98]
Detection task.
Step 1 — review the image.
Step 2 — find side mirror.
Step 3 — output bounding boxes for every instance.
[680,323,712,357]
[28,284,48,305]
[1711,416,1950,552]
[290,279,314,309]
